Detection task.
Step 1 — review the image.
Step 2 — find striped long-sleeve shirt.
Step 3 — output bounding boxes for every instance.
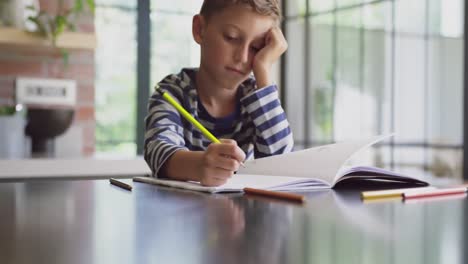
[144,68,294,178]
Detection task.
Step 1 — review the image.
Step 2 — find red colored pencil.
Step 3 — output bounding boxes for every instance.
[403,187,467,200]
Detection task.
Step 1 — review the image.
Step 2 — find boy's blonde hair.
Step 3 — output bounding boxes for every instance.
[200,0,282,22]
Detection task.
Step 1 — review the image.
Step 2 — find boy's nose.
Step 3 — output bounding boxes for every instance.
[234,45,250,64]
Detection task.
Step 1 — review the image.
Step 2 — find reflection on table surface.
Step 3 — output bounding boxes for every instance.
[0,179,466,264]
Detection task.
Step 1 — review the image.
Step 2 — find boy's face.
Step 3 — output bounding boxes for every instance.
[194,5,276,89]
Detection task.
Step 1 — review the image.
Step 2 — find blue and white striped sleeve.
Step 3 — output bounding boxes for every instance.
[240,84,294,158]
[144,87,188,178]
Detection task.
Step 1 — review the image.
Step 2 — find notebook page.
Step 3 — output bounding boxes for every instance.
[134,174,329,193]
[223,174,329,192]
[238,135,391,185]
[133,176,218,192]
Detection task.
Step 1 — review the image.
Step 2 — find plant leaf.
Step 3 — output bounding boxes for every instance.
[86,0,95,13]
[54,15,67,36]
[46,16,58,44]
[27,16,47,36]
[0,106,16,116]
[74,0,84,13]
[60,49,70,68]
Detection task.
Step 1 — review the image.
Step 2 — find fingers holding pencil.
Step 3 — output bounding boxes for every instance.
[205,140,245,171]
[219,139,246,167]
[198,140,247,187]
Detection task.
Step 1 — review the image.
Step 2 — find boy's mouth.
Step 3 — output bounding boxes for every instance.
[226,66,245,75]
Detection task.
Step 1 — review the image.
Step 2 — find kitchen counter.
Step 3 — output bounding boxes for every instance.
[0,157,151,179]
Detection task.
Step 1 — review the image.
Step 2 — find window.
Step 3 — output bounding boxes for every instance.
[150,0,202,87]
[95,0,138,156]
[284,0,465,178]
[94,0,202,157]
[95,0,466,178]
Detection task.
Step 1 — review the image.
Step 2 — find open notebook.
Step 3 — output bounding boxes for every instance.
[134,135,429,193]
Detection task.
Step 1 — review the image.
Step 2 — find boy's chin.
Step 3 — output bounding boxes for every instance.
[217,75,248,89]
[227,78,248,89]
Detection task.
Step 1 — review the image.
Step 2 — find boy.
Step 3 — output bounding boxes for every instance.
[144,0,294,186]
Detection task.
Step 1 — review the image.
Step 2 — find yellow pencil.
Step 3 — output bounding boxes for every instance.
[157,88,220,143]
[156,87,245,166]
[361,186,436,200]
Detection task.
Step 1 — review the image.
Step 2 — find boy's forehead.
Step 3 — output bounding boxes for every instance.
[221,23,267,40]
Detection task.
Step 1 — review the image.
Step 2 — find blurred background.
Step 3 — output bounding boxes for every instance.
[0,0,465,180]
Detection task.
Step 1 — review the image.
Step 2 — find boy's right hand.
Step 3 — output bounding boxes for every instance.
[199,139,246,187]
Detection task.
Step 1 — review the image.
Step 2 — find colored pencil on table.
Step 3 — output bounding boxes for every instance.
[403,186,467,200]
[109,178,132,191]
[361,187,435,200]
[243,187,306,203]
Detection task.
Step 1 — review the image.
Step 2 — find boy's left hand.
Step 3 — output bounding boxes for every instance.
[252,26,288,89]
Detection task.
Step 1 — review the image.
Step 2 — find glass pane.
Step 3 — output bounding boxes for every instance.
[309,0,334,13]
[428,0,464,38]
[336,6,361,27]
[363,22,393,138]
[334,10,363,141]
[151,0,202,14]
[395,0,426,35]
[285,18,306,148]
[394,36,425,143]
[150,12,200,89]
[362,1,392,143]
[309,15,333,144]
[362,1,392,31]
[336,0,362,8]
[393,147,426,177]
[95,6,137,156]
[96,0,136,9]
[427,38,463,145]
[374,145,393,170]
[286,0,306,17]
[427,148,462,179]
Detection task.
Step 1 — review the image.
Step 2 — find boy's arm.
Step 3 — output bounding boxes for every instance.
[240,85,294,158]
[159,150,204,182]
[145,89,245,186]
[252,26,288,89]
[243,27,293,157]
[144,89,189,178]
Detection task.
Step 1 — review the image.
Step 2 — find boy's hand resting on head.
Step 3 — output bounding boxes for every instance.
[199,139,246,187]
[252,26,288,89]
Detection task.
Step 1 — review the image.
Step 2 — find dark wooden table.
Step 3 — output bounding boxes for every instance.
[0,178,467,264]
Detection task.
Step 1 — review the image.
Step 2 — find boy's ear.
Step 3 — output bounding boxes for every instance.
[192,14,205,44]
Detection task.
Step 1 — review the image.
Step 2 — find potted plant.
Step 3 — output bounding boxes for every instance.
[0,0,39,29]
[0,105,16,116]
[26,0,95,64]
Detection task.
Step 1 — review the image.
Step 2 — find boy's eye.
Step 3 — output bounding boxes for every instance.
[224,35,238,42]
